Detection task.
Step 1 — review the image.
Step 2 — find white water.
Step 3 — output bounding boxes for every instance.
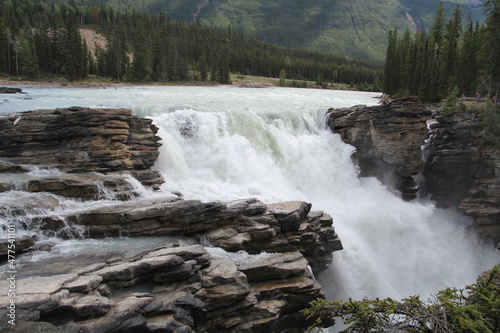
[1,85,498,301]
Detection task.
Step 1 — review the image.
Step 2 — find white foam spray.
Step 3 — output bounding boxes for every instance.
[1,86,497,302]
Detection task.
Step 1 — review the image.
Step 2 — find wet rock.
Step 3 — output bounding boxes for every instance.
[77,295,153,333]
[240,251,310,282]
[0,87,23,94]
[267,201,312,232]
[0,243,330,333]
[328,97,432,200]
[0,107,163,188]
[424,112,500,242]
[64,275,103,293]
[0,236,36,257]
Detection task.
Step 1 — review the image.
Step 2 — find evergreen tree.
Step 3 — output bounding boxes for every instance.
[279,68,287,86]
[63,17,86,80]
[0,17,8,73]
[132,32,152,82]
[431,1,446,46]
[166,34,178,81]
[383,29,398,95]
[217,42,231,84]
[484,0,500,96]
[198,47,208,82]
[19,34,40,79]
[151,32,167,81]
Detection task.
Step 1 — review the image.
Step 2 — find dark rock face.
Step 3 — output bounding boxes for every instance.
[424,111,500,242]
[327,97,432,200]
[0,87,23,94]
[0,107,163,188]
[328,97,500,243]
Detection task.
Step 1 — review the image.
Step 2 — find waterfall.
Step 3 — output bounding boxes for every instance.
[1,86,497,301]
[143,87,498,301]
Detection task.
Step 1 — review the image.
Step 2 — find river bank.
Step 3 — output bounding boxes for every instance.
[0,74,355,91]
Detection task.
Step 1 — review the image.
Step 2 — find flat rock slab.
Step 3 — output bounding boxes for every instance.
[267,201,311,232]
[239,251,309,282]
[0,274,78,296]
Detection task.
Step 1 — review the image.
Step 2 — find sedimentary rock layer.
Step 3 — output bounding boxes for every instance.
[327,97,432,200]
[0,244,332,332]
[424,111,500,242]
[0,107,163,188]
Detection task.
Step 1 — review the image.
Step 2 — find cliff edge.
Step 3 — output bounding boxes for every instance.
[328,98,500,244]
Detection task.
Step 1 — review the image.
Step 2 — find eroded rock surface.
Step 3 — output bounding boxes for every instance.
[0,107,163,188]
[424,111,500,242]
[327,97,432,200]
[0,244,330,332]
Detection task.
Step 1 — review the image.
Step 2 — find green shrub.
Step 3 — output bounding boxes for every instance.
[303,266,500,333]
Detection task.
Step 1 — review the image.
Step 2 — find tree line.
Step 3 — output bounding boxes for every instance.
[383,0,500,102]
[0,0,381,89]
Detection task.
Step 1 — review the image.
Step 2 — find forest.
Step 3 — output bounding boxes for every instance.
[383,0,500,102]
[0,0,381,90]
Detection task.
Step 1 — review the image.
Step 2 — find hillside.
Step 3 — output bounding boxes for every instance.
[72,0,486,63]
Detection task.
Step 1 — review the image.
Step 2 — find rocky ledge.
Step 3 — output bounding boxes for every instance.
[327,97,432,200]
[0,107,164,188]
[0,243,333,332]
[3,195,342,275]
[0,196,342,332]
[328,98,500,244]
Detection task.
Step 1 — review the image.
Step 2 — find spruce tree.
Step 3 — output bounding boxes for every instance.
[383,29,398,95]
[484,0,500,96]
[0,17,8,73]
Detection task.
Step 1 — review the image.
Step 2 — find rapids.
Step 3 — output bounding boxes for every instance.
[1,85,498,302]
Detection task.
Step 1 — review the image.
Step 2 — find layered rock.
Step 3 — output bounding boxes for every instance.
[6,197,342,275]
[0,107,163,188]
[327,97,432,200]
[424,111,500,242]
[0,172,139,201]
[0,244,329,332]
[327,97,500,243]
[0,106,344,332]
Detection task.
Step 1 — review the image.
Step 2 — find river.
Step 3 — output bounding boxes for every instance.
[0,85,497,303]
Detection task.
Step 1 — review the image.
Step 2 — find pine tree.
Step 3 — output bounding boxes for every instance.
[132,31,152,82]
[217,42,231,84]
[383,29,398,95]
[431,1,446,46]
[63,17,86,81]
[198,47,209,82]
[0,17,8,73]
[484,0,500,97]
[19,33,40,79]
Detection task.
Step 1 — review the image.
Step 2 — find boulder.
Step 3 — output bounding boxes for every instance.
[239,251,310,282]
[0,87,23,94]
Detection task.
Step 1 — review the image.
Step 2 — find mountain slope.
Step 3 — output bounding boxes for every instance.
[75,0,485,63]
